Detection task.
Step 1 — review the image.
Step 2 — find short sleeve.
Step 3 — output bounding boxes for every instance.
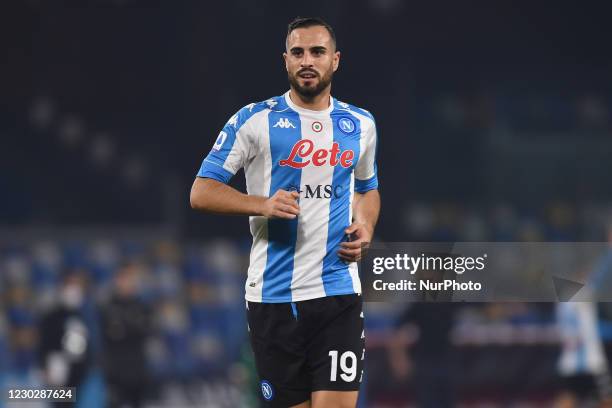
[354,116,378,193]
[196,105,258,184]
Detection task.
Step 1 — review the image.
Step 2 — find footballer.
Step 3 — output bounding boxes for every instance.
[191,16,380,408]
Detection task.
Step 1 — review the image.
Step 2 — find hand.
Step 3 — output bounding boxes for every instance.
[338,222,373,262]
[261,189,300,219]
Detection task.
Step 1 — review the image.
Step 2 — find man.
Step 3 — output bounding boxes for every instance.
[388,303,457,407]
[39,270,96,408]
[101,262,152,408]
[554,225,612,407]
[191,16,380,408]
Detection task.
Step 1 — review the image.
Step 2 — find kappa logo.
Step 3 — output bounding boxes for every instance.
[227,114,239,128]
[246,103,256,112]
[338,101,350,109]
[273,118,296,129]
[265,99,278,109]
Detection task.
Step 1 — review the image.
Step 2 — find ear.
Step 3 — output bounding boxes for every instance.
[332,50,341,72]
[283,52,289,72]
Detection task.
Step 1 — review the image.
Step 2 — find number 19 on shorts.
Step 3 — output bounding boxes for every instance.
[328,350,357,382]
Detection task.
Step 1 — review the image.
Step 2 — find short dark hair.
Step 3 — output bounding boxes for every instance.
[286,17,336,49]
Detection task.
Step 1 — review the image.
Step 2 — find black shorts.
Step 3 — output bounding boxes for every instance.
[563,373,597,399]
[246,294,364,407]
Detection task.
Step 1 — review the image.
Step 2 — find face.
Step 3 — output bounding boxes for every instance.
[115,266,139,296]
[284,25,340,99]
[61,275,86,308]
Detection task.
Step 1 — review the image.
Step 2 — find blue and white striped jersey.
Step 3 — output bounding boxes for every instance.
[557,302,607,376]
[197,91,379,303]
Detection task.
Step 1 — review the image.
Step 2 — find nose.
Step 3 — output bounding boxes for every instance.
[300,51,314,67]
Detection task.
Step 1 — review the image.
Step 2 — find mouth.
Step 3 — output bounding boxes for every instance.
[298,71,318,79]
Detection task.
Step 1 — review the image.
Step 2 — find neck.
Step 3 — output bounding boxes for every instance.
[289,86,332,111]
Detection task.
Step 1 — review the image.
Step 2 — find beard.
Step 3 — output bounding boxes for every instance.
[288,66,334,99]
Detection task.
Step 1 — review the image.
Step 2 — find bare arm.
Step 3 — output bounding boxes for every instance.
[338,189,381,262]
[352,189,380,232]
[190,177,300,219]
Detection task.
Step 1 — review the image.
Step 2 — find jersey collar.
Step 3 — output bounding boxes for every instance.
[284,91,335,116]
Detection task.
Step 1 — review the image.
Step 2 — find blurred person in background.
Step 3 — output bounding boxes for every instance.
[385,260,458,407]
[388,264,459,407]
[2,286,41,395]
[555,302,612,408]
[100,261,152,408]
[39,269,96,407]
[388,303,458,408]
[555,222,612,408]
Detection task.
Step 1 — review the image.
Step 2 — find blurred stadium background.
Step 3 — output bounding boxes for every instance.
[2,1,612,407]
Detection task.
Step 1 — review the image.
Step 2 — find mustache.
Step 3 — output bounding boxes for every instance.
[297,69,319,77]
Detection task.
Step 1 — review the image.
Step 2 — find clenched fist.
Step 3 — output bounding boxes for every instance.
[261,189,300,219]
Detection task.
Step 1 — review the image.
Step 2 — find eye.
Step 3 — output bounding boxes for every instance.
[291,49,303,57]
